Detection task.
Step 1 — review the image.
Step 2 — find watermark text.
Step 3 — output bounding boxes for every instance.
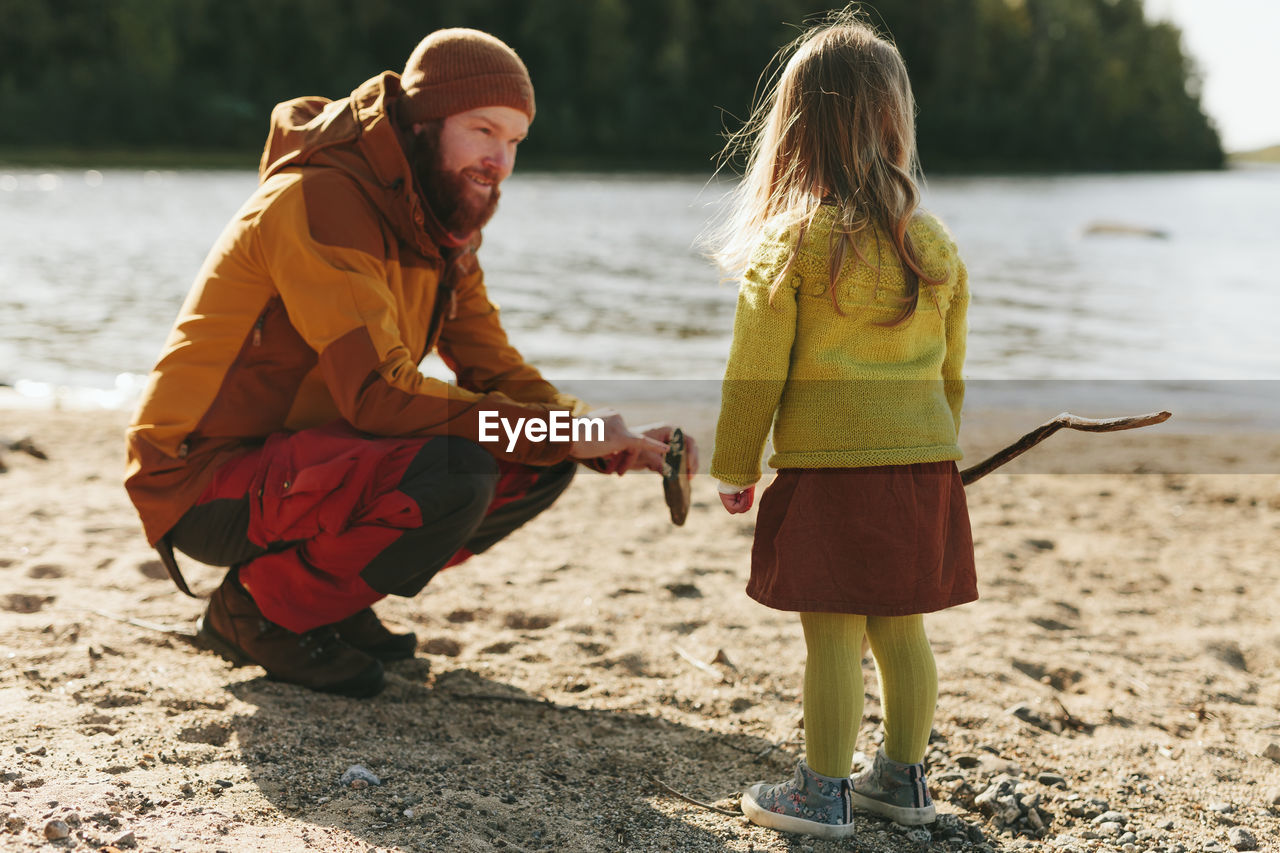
[477,410,604,452]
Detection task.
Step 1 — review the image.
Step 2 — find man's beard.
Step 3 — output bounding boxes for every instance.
[411,123,501,237]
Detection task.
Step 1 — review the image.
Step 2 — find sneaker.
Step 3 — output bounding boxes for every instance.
[196,570,385,698]
[741,760,855,840]
[333,608,418,662]
[851,748,936,825]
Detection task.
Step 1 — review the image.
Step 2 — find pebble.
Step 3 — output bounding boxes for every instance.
[1228,827,1258,851]
[114,831,138,848]
[904,826,931,845]
[1093,810,1128,825]
[43,819,70,840]
[934,814,968,839]
[1037,772,1067,787]
[340,765,381,787]
[6,814,26,832]
[215,779,233,788]
[1208,801,1234,814]
[1262,743,1280,764]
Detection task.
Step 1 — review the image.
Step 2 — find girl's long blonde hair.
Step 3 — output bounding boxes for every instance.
[712,9,941,324]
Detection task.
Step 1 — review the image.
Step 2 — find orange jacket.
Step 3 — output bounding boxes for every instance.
[126,73,580,544]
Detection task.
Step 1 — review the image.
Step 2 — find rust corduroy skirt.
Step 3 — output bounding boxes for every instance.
[748,461,977,616]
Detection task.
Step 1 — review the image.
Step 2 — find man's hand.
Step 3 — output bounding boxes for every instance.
[610,423,700,476]
[568,409,668,461]
[718,485,755,514]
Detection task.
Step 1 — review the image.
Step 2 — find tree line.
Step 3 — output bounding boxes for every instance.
[0,0,1224,171]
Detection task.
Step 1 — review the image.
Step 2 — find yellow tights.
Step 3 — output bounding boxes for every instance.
[799,612,937,778]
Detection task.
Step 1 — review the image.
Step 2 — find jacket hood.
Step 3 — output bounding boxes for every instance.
[258,72,450,258]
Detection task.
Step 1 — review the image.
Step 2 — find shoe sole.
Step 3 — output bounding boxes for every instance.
[851,790,936,825]
[741,785,856,840]
[196,616,386,699]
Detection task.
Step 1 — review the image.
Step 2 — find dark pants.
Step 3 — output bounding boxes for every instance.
[168,423,574,632]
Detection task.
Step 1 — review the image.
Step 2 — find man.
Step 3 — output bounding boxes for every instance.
[125,29,682,698]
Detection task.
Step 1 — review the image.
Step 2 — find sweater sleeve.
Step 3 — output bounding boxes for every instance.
[941,256,969,432]
[709,240,798,487]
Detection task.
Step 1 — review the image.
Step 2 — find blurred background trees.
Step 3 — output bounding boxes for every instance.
[0,0,1223,170]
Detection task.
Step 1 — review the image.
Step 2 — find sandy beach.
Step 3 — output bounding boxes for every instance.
[1,406,1278,852]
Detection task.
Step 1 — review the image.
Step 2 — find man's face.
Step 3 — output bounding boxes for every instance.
[412,105,528,236]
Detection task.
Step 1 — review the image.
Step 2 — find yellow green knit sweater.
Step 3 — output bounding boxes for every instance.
[710,206,969,488]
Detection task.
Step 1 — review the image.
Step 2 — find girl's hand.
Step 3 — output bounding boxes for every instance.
[719,485,755,514]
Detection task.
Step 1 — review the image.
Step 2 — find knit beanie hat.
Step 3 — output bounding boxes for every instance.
[398,28,535,125]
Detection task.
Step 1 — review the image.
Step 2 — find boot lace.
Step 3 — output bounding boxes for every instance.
[297,626,344,660]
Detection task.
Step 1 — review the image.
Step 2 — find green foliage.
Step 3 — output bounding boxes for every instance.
[0,0,1223,170]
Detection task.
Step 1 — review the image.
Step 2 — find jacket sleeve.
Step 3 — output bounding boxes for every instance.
[436,256,588,415]
[257,174,572,465]
[708,235,798,487]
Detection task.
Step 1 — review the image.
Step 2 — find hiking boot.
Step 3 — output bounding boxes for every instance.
[741,760,856,840]
[196,570,385,698]
[851,748,936,825]
[333,608,418,662]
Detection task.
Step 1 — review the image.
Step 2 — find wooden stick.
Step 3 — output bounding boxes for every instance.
[959,411,1171,486]
[88,608,198,638]
[672,644,732,684]
[649,776,740,817]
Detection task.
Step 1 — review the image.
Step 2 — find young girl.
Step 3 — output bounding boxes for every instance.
[709,13,975,840]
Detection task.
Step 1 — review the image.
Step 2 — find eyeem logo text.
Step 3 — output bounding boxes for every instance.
[477,411,604,452]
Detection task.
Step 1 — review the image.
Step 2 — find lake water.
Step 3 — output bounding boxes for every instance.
[2,166,1278,426]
